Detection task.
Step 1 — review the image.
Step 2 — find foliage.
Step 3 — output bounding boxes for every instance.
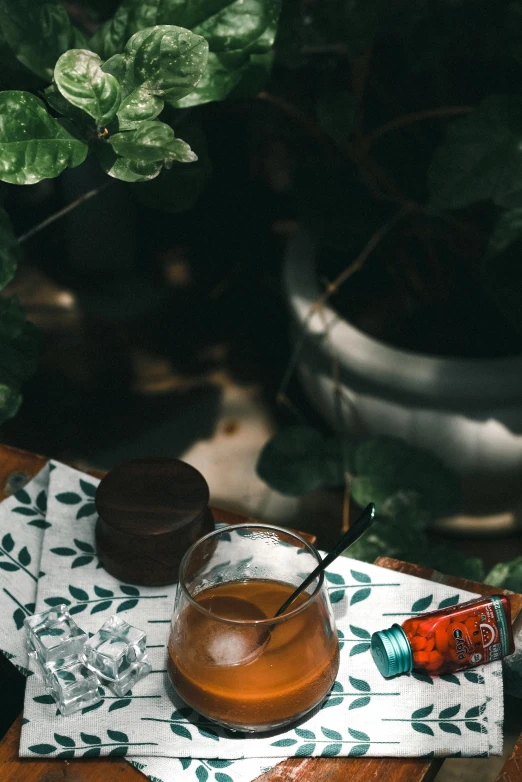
[0,0,281,425]
[271,0,522,338]
[257,425,507,584]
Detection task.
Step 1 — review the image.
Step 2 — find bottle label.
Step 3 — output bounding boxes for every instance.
[403,595,512,675]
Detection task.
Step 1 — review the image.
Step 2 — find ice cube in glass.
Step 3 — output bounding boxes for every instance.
[84,615,151,695]
[24,605,87,667]
[45,657,101,716]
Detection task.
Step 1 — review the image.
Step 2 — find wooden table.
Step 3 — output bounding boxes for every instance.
[0,443,520,782]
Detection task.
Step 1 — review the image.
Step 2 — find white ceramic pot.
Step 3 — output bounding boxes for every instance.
[283,230,522,522]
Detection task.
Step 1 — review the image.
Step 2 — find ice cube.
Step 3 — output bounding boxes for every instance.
[45,657,101,716]
[24,606,87,667]
[84,615,151,696]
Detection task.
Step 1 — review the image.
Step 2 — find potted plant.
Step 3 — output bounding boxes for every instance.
[0,0,281,426]
[258,0,522,518]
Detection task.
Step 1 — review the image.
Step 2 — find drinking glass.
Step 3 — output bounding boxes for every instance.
[168,524,339,732]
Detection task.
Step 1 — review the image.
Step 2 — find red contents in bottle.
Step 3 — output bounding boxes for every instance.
[401,596,514,675]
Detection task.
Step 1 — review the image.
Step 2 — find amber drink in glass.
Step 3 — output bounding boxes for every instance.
[168,524,339,732]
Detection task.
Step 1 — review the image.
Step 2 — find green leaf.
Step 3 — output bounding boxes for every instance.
[96,142,162,182]
[412,673,434,685]
[107,730,129,743]
[33,694,55,704]
[13,608,25,629]
[91,0,268,60]
[120,26,208,102]
[348,728,370,741]
[109,121,196,163]
[412,595,433,613]
[197,726,219,741]
[91,600,112,614]
[115,85,164,131]
[129,120,211,212]
[438,595,460,609]
[120,585,140,596]
[321,697,343,709]
[54,734,75,747]
[12,506,38,516]
[329,590,344,604]
[464,672,485,684]
[108,699,131,711]
[75,540,95,554]
[439,705,460,719]
[349,676,370,692]
[109,747,128,756]
[215,775,234,782]
[466,704,486,718]
[80,732,101,745]
[466,721,487,733]
[28,519,52,529]
[348,743,370,757]
[271,738,297,746]
[18,546,31,566]
[0,0,78,80]
[56,492,82,505]
[321,744,342,757]
[79,480,97,498]
[350,643,370,656]
[440,674,460,685]
[352,437,459,517]
[256,426,349,495]
[295,743,316,756]
[28,744,56,755]
[295,728,315,739]
[349,624,371,639]
[412,705,434,719]
[350,569,371,583]
[196,766,209,782]
[428,97,522,209]
[412,723,434,736]
[0,92,87,185]
[325,572,344,585]
[349,696,370,710]
[2,533,14,552]
[36,491,47,513]
[76,503,96,519]
[350,588,371,605]
[180,758,192,769]
[83,747,101,757]
[440,723,461,735]
[0,212,20,291]
[94,586,113,597]
[170,724,192,739]
[54,49,121,126]
[44,596,71,606]
[13,489,31,505]
[486,557,522,592]
[207,760,234,768]
[69,586,89,601]
[69,604,87,615]
[171,52,241,108]
[117,599,139,612]
[72,556,94,568]
[0,562,19,571]
[321,727,342,741]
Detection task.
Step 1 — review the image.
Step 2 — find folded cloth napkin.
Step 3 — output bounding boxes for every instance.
[0,461,504,782]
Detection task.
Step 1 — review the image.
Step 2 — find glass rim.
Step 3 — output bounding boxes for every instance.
[178,523,325,626]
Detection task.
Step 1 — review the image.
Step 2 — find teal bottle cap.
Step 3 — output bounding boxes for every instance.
[371,625,413,678]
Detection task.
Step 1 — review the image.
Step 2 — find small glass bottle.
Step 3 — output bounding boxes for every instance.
[371,595,515,678]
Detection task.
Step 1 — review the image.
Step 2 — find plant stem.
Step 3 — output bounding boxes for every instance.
[312,205,411,313]
[365,106,473,149]
[17,182,111,245]
[0,548,37,582]
[4,587,31,614]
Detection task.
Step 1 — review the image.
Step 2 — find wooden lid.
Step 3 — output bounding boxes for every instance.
[95,457,210,536]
